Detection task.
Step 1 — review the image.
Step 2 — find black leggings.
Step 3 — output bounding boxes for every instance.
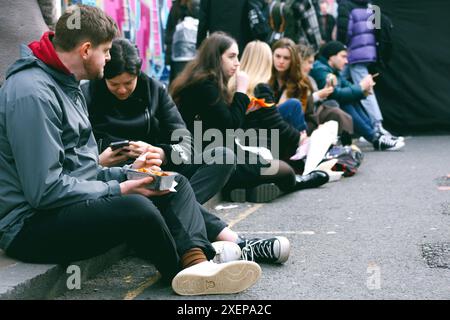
[226,159,296,193]
[6,175,215,281]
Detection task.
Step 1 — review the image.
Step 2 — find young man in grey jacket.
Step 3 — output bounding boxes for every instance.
[0,4,261,296]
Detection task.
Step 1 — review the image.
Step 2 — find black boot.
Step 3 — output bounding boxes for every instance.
[294,170,329,190]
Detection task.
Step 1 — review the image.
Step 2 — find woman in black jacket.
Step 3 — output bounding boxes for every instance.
[170,32,329,203]
[83,38,291,265]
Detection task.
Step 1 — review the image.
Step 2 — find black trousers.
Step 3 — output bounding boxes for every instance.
[165,146,235,239]
[6,175,215,281]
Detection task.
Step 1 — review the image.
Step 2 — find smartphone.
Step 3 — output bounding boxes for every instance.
[109,140,130,150]
[326,74,335,87]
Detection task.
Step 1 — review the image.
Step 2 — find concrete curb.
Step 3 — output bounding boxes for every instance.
[0,193,222,300]
[0,245,128,299]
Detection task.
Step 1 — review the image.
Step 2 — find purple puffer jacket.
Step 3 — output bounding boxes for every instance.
[347,2,377,64]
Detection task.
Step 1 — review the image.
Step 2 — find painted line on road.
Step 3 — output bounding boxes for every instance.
[123,272,161,300]
[236,230,316,235]
[228,203,264,228]
[124,203,265,299]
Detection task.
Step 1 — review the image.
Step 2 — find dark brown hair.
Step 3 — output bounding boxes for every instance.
[170,32,236,105]
[269,38,310,101]
[53,4,118,52]
[296,44,316,92]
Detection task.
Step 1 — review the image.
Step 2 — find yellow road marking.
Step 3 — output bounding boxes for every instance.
[228,203,264,228]
[123,272,161,300]
[123,203,264,299]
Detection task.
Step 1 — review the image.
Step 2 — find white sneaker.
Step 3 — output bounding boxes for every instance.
[171,260,261,296]
[211,241,242,263]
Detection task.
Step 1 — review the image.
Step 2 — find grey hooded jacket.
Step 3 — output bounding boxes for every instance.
[0,45,125,250]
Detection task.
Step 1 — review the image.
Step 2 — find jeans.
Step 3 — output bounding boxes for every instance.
[347,63,383,124]
[277,98,307,132]
[340,103,377,142]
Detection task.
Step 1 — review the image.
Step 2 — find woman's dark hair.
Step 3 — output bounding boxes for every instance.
[169,32,237,105]
[104,38,142,79]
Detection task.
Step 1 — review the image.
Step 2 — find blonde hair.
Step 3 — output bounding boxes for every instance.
[228,40,273,96]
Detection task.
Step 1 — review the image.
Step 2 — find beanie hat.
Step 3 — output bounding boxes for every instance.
[320,41,347,60]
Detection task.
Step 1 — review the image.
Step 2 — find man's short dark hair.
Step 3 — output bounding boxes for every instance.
[104,38,142,79]
[53,4,119,52]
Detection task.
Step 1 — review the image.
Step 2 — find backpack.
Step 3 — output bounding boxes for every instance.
[374,11,394,68]
[171,16,199,62]
[248,0,271,42]
[322,145,364,177]
[267,0,287,44]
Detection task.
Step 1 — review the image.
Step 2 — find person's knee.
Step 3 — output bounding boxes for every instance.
[285,98,302,112]
[211,146,236,169]
[118,195,163,225]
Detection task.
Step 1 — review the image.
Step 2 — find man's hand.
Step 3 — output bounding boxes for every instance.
[359,74,375,95]
[99,147,131,167]
[120,177,170,197]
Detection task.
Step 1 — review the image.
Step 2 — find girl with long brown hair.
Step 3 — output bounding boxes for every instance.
[270,38,318,135]
[171,33,329,204]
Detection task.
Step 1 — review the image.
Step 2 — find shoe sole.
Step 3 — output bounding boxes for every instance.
[274,236,291,264]
[172,261,261,296]
[382,140,405,151]
[229,189,246,202]
[247,184,281,203]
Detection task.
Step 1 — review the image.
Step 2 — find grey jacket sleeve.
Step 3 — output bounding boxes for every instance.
[6,94,122,210]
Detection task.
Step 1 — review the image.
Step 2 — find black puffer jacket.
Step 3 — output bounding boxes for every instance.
[244,84,300,159]
[81,72,193,165]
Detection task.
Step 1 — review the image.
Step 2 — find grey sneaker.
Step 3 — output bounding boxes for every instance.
[171,260,261,296]
[239,236,290,264]
[211,241,242,263]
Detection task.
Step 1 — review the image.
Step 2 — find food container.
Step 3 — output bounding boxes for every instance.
[126,168,178,191]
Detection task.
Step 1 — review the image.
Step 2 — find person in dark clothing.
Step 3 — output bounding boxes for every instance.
[196,0,252,54]
[318,0,336,42]
[0,5,262,296]
[170,32,329,203]
[310,41,405,151]
[165,0,200,82]
[297,43,354,145]
[83,38,291,264]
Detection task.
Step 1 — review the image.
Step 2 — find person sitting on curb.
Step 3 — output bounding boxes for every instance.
[82,37,291,266]
[0,5,262,296]
[309,41,405,151]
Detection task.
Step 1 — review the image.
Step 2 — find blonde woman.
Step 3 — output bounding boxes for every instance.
[237,40,329,185]
[236,40,304,160]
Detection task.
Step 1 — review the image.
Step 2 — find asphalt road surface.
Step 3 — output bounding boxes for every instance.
[59,135,450,300]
